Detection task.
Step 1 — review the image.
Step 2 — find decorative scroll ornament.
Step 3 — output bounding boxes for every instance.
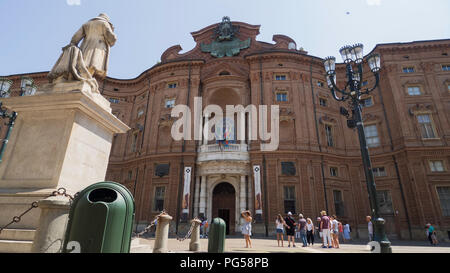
[201,16,251,58]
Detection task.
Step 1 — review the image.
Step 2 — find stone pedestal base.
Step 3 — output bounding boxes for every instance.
[31,196,71,253]
[0,86,129,252]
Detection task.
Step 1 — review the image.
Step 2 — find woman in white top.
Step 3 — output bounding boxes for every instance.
[306,218,315,246]
[330,215,340,249]
[275,214,286,247]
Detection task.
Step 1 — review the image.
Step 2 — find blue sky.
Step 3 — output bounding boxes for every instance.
[1,0,449,79]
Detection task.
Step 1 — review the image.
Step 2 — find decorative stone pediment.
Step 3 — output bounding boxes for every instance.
[409,103,435,115]
[159,114,174,127]
[363,113,381,124]
[319,115,337,125]
[402,79,425,87]
[280,107,294,122]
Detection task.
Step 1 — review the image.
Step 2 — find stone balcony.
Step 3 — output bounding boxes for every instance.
[197,143,249,162]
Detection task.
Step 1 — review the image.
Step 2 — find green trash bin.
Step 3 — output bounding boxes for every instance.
[63,181,135,253]
[208,217,226,253]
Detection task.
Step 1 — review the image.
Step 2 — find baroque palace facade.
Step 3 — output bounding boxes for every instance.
[3,18,450,240]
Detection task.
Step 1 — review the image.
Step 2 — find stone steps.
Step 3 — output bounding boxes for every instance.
[0,229,35,241]
[0,239,33,253]
[0,229,35,253]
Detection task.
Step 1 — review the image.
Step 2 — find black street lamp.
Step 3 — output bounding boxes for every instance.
[0,78,18,163]
[323,44,392,253]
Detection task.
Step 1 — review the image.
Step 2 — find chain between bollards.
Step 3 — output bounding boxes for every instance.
[0,188,75,234]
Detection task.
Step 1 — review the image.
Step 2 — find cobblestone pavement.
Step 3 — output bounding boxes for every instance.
[131,237,450,253]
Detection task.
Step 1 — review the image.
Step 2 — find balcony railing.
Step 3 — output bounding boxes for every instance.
[197,143,249,162]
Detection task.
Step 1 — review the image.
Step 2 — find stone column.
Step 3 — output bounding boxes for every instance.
[31,196,71,253]
[153,214,173,253]
[199,176,207,218]
[189,218,202,252]
[240,175,247,225]
[194,176,200,217]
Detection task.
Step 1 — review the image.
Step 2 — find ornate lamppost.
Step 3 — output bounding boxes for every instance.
[323,44,392,253]
[0,77,18,162]
[20,76,37,96]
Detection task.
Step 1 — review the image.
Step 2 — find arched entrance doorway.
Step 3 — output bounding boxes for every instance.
[212,182,236,235]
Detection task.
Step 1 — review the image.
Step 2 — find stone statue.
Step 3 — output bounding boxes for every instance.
[70,13,117,78]
[48,13,116,93]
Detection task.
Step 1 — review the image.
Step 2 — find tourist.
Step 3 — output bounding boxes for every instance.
[427,223,439,246]
[202,218,208,238]
[330,215,340,249]
[366,216,373,242]
[338,220,344,243]
[241,210,253,248]
[306,218,315,246]
[275,214,286,247]
[298,214,308,247]
[284,212,297,247]
[343,223,351,242]
[320,211,332,248]
[316,216,323,247]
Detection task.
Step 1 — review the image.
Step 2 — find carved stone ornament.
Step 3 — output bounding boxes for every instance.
[201,16,251,58]
[319,115,337,125]
[409,103,435,115]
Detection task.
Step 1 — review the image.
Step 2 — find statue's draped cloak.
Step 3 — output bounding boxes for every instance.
[70,18,117,78]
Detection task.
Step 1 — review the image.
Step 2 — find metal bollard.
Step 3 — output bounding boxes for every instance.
[207,218,226,253]
[153,213,172,253]
[189,218,202,251]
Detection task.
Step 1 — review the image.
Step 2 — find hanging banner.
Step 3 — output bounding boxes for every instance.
[253,165,263,215]
[182,167,192,214]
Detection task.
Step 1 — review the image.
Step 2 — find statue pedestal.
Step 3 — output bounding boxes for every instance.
[0,88,129,252]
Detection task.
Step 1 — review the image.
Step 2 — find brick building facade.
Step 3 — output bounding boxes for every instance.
[3,18,450,241]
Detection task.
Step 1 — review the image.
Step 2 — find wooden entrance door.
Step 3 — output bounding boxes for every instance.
[212,182,235,235]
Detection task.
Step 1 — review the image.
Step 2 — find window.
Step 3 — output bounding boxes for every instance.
[319,98,327,106]
[403,67,415,73]
[447,84,450,92]
[113,88,119,92]
[429,160,444,172]
[362,81,368,87]
[333,190,345,217]
[155,164,170,177]
[407,86,422,96]
[168,83,177,89]
[281,162,296,176]
[361,97,373,107]
[109,97,120,104]
[437,187,450,216]
[330,167,338,177]
[377,190,394,215]
[325,125,334,147]
[153,186,166,212]
[165,98,175,108]
[276,92,288,102]
[131,133,138,152]
[283,186,296,214]
[275,75,287,81]
[373,167,387,177]
[442,65,450,71]
[137,109,145,118]
[364,125,380,147]
[127,170,132,180]
[317,81,324,87]
[417,114,436,139]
